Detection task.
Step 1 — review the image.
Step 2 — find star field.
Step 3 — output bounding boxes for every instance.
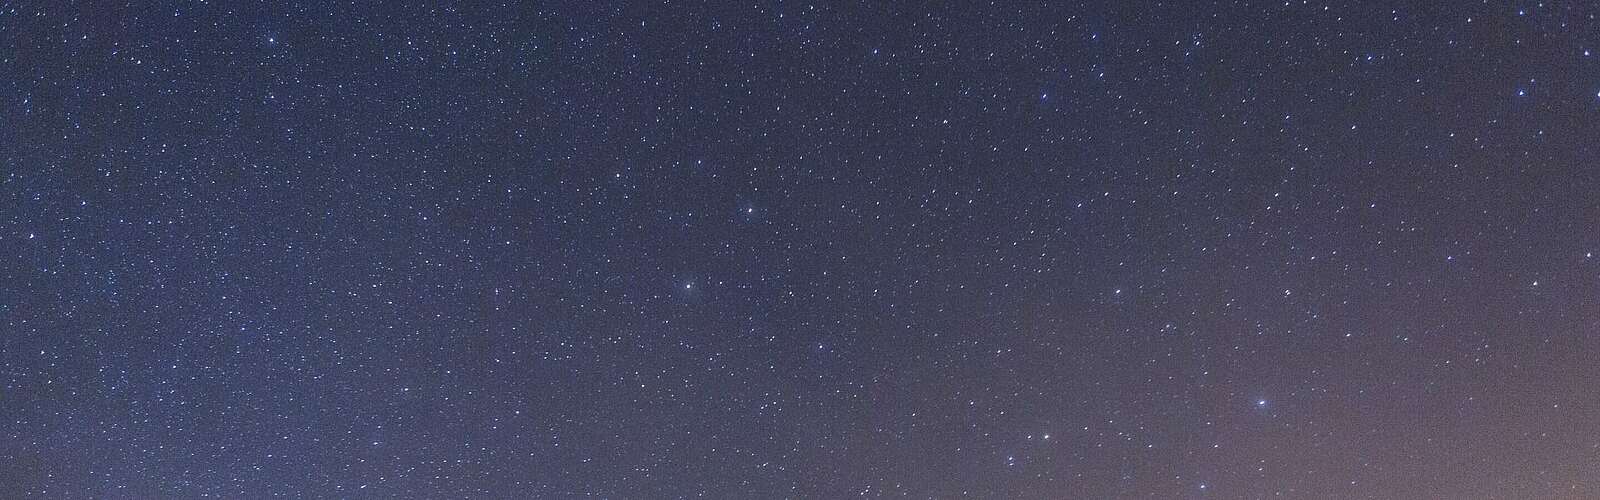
[4,2,1600,498]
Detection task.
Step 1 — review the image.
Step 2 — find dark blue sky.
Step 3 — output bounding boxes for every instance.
[4,1,1599,498]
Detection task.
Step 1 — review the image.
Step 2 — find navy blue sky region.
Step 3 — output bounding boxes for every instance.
[3,1,1600,498]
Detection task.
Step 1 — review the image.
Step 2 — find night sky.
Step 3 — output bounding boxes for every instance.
[4,1,1600,499]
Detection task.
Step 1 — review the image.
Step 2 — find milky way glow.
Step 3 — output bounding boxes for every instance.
[4,2,1599,498]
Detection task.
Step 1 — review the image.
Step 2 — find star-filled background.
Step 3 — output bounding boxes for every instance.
[4,1,1600,498]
